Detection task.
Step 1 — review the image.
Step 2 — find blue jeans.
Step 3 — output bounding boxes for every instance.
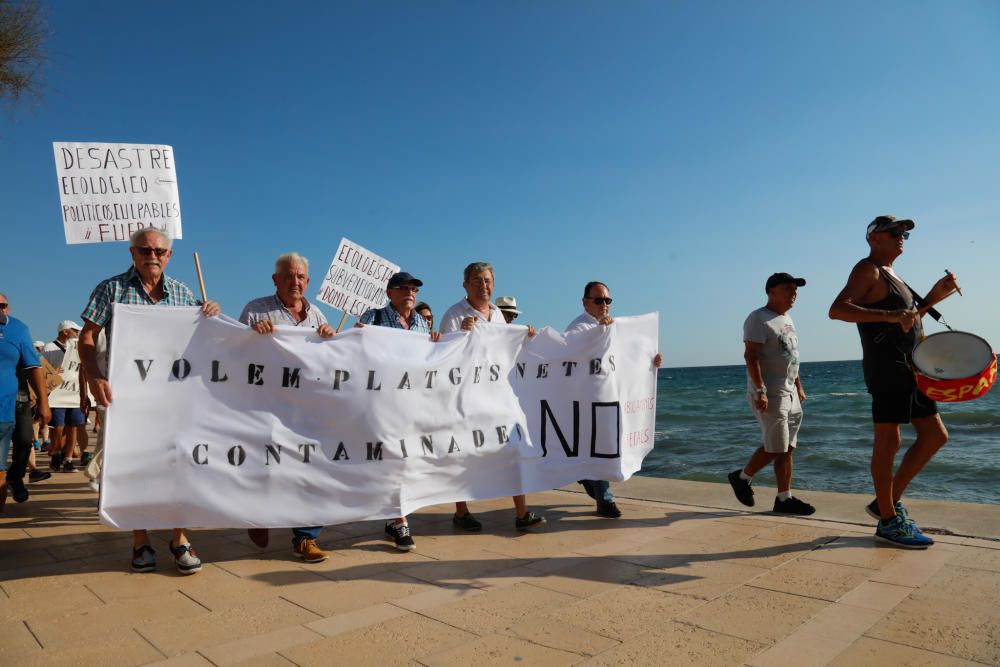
[581,479,614,505]
[0,421,14,472]
[292,526,321,545]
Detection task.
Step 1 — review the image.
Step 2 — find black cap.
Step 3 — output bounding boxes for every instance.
[866,215,915,239]
[387,271,423,288]
[765,272,806,292]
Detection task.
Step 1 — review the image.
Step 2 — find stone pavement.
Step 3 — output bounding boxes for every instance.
[2,471,999,666]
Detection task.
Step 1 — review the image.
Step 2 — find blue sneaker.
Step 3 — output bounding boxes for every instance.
[875,515,934,549]
[865,499,909,522]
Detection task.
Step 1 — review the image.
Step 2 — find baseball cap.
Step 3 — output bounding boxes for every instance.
[495,295,522,314]
[58,320,81,333]
[866,215,915,239]
[765,273,806,292]
[387,271,423,289]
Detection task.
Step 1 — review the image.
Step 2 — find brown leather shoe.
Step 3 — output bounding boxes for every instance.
[293,538,328,563]
[247,528,269,548]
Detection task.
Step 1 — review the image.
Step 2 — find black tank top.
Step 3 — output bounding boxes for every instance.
[856,259,922,393]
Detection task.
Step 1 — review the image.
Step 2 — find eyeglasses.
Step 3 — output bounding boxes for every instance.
[0,303,8,309]
[392,285,419,293]
[885,229,910,239]
[135,246,170,257]
[587,297,613,305]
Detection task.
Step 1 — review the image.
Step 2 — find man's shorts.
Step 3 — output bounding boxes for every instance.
[49,407,86,427]
[750,392,802,453]
[871,389,938,424]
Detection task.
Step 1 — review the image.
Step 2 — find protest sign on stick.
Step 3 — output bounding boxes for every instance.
[316,237,400,320]
[53,142,183,244]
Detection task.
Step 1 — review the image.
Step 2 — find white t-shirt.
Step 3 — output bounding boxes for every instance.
[439,299,502,334]
[743,306,799,397]
[565,312,599,332]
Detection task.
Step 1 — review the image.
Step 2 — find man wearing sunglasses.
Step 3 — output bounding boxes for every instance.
[567,281,663,518]
[356,271,438,552]
[829,215,960,549]
[79,228,220,574]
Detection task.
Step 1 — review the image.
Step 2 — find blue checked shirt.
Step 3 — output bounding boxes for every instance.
[81,266,197,330]
[359,304,431,333]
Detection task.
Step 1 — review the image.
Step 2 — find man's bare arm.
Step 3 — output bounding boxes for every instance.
[828,261,916,330]
[27,367,51,426]
[79,320,112,406]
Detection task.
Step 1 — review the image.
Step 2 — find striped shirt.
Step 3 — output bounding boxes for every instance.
[239,294,328,329]
[81,266,197,329]
[359,304,430,333]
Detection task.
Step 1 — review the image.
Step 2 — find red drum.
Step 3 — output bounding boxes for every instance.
[911,331,997,402]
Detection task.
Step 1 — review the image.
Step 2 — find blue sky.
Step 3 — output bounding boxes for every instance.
[2,1,998,366]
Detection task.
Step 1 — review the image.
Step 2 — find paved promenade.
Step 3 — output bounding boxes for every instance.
[2,470,999,666]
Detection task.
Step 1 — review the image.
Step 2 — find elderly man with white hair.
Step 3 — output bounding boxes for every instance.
[238,251,335,563]
[79,227,220,574]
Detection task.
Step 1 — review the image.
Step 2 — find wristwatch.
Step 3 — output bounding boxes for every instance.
[753,386,766,396]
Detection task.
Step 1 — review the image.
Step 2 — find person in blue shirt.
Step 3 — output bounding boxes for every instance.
[0,293,51,511]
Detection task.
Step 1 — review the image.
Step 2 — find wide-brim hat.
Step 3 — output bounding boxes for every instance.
[495,295,522,314]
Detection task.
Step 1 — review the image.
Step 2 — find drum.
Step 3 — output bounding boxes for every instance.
[911,331,997,402]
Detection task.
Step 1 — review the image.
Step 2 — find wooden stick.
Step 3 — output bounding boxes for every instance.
[193,252,208,302]
[335,312,349,333]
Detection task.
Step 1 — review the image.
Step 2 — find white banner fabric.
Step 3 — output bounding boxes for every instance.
[100,305,659,529]
[47,338,92,409]
[315,237,400,317]
[53,142,182,244]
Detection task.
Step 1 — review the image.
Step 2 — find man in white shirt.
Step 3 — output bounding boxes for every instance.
[440,262,545,531]
[567,281,662,517]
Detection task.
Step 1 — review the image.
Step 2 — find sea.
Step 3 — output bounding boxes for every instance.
[645,360,1000,506]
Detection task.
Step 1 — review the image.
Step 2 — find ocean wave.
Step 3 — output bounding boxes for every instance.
[717,389,738,395]
[827,392,865,397]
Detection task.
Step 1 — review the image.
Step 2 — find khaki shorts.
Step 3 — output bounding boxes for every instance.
[749,392,802,453]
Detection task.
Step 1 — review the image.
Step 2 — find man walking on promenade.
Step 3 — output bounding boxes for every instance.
[0,293,51,511]
[357,270,439,551]
[728,273,815,516]
[567,281,663,518]
[239,251,334,563]
[829,215,959,548]
[79,228,220,573]
[42,320,88,472]
[439,261,545,532]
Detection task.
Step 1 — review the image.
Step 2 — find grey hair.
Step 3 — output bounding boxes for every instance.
[275,252,309,274]
[463,261,494,283]
[129,227,172,248]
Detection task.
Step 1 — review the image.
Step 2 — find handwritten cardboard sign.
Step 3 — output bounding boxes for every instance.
[53,142,183,244]
[316,238,399,317]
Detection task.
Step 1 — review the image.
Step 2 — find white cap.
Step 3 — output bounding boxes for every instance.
[494,296,522,315]
[34,340,44,350]
[58,320,81,333]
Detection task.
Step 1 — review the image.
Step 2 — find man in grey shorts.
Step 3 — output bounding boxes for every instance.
[728,272,815,515]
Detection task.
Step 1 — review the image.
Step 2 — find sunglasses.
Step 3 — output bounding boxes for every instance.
[885,229,910,239]
[587,297,613,305]
[135,246,170,257]
[0,303,8,309]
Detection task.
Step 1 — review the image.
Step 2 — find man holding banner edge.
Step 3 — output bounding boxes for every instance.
[79,228,220,573]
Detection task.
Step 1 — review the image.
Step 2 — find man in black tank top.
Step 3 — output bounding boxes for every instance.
[830,215,961,549]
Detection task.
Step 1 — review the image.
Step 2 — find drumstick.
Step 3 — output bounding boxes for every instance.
[945,270,962,296]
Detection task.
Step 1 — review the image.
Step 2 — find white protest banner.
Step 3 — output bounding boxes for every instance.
[315,237,399,317]
[53,142,182,244]
[100,305,659,529]
[47,338,93,408]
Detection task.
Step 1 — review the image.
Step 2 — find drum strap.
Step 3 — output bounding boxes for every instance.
[902,281,952,330]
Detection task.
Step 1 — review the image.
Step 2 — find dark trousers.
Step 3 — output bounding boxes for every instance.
[7,401,34,489]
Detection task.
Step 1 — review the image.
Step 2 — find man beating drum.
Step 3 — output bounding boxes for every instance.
[829,215,960,549]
